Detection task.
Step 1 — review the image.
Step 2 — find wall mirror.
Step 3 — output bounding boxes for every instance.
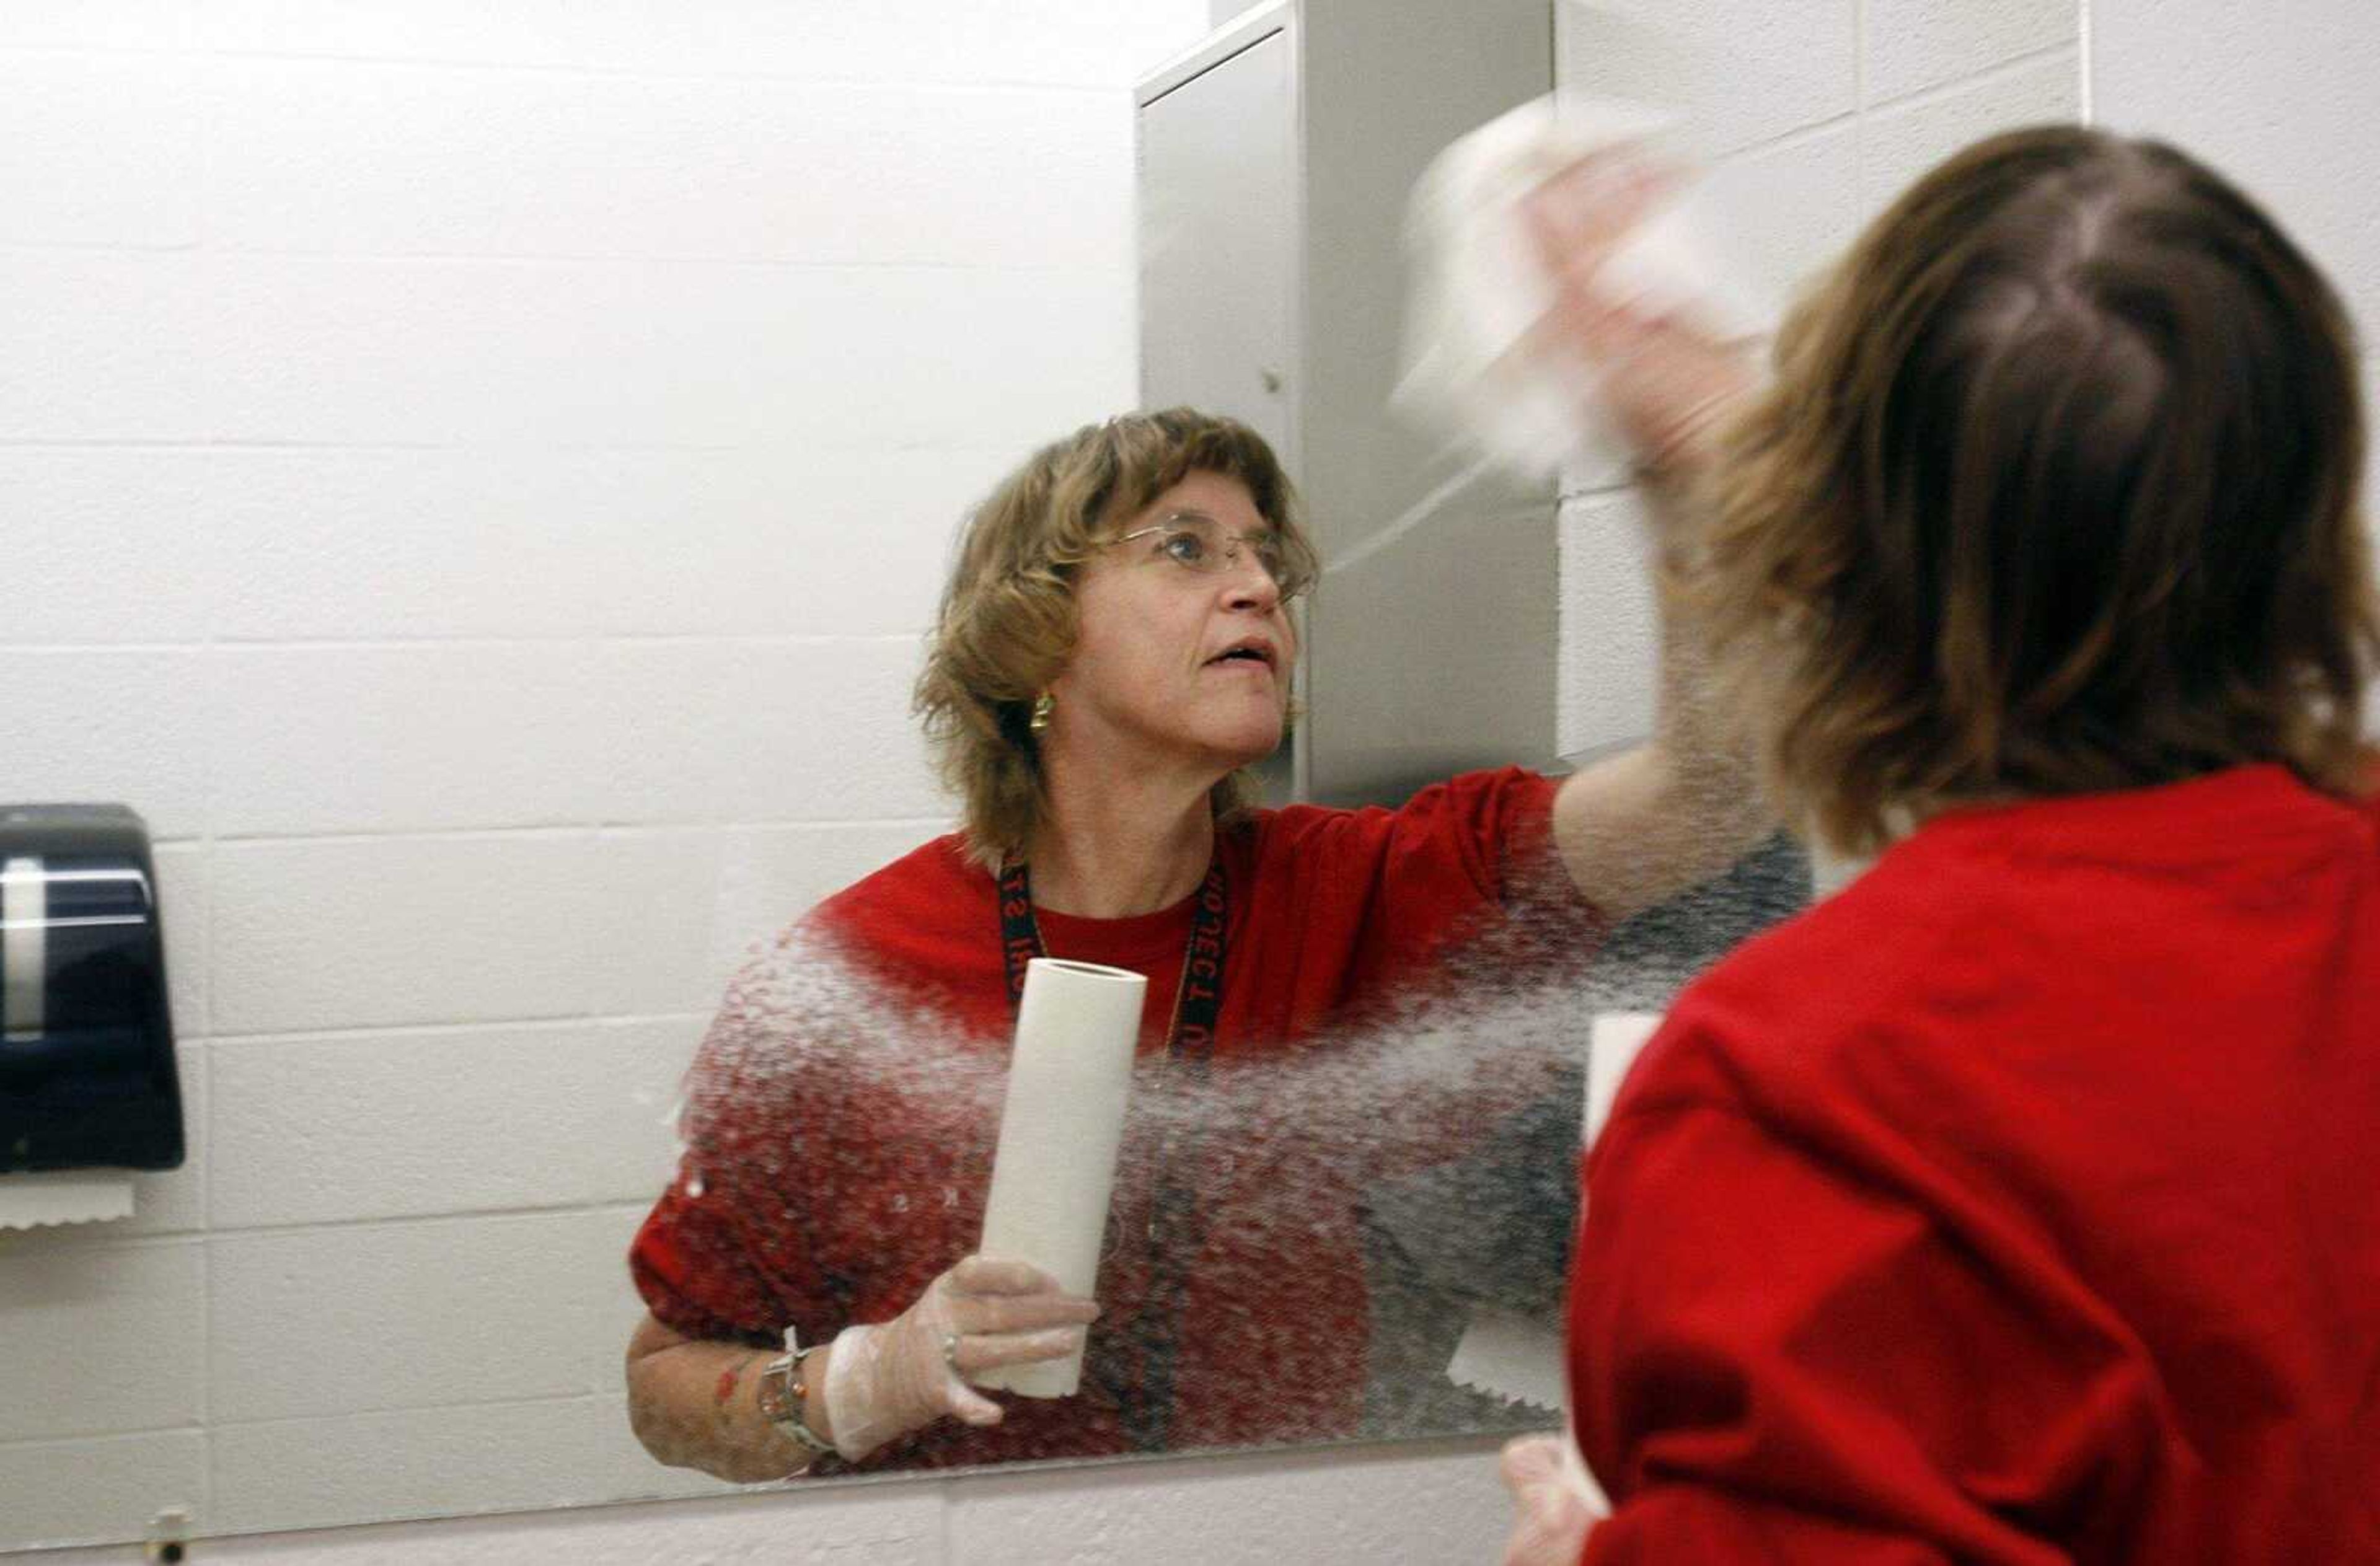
[0,0,1811,1552]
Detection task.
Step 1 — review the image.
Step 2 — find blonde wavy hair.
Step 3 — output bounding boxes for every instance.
[915,408,1317,870]
[1689,125,2376,857]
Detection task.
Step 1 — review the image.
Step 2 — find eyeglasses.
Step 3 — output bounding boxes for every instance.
[1103,511,1310,597]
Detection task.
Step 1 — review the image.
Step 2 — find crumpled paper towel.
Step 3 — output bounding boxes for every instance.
[0,1170,134,1230]
[1395,94,1771,482]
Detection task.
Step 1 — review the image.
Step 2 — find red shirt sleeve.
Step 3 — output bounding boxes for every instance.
[1571,1092,2160,1565]
[1377,764,1571,907]
[628,1177,781,1347]
[1264,766,1599,995]
[627,954,839,1348]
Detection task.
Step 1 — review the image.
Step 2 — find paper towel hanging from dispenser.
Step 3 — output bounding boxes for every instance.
[0,804,184,1184]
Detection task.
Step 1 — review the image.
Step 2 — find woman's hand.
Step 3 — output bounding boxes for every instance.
[1499,1434,1602,1566]
[820,1254,1099,1461]
[1519,150,1757,482]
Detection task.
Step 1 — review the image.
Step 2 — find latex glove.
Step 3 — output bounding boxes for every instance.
[1500,1434,1601,1566]
[1518,149,1760,482]
[821,1255,1098,1462]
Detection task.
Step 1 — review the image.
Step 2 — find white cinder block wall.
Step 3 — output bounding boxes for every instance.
[7,2,2371,1562]
[1554,0,2082,758]
[1554,0,2378,758]
[2088,0,2380,731]
[0,0,1368,1554]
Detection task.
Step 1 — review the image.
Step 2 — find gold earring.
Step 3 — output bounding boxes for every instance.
[1029,693,1054,734]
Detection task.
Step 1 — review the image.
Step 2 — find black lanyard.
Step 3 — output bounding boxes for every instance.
[997,856,1228,1047]
[993,855,1228,1450]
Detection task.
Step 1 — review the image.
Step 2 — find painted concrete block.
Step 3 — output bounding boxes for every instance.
[580,443,1011,641]
[192,255,1134,452]
[584,637,947,827]
[0,1238,203,1443]
[0,452,220,644]
[152,842,209,1046]
[946,1436,1518,1565]
[583,829,728,1019]
[164,1477,942,1565]
[208,644,606,838]
[196,451,614,644]
[0,50,199,247]
[1860,49,2081,217]
[0,3,193,51]
[1557,0,1858,161]
[0,1430,206,1554]
[209,1395,726,1536]
[0,649,214,840]
[1703,121,1862,325]
[2094,0,2380,331]
[198,0,1206,90]
[208,1209,627,1422]
[209,834,610,1034]
[208,61,1130,271]
[1556,491,1659,760]
[0,253,206,441]
[708,820,951,993]
[208,1018,694,1226]
[1864,0,2075,107]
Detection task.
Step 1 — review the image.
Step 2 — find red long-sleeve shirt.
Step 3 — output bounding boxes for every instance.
[1570,763,2380,1564]
[632,767,1600,1469]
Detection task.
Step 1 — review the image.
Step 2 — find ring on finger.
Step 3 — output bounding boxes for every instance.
[941,1330,963,1377]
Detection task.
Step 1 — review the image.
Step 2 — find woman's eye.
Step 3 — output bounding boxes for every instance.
[1161,530,1209,564]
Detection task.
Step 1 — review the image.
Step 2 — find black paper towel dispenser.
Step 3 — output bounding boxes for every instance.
[0,804,183,1173]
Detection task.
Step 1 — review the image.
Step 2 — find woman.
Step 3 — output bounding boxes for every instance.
[1509,127,2379,1562]
[622,403,1772,1480]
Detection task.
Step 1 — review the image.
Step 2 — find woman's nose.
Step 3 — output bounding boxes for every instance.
[1222,555,1281,611]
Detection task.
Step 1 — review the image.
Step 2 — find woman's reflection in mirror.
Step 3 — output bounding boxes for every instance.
[622,406,1773,1480]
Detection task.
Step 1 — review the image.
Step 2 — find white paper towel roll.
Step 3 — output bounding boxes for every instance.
[1585,1011,1663,1151]
[1564,1009,1667,1515]
[974,956,1146,1398]
[0,1171,135,1230]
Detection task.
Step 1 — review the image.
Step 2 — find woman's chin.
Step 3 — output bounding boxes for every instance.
[1146,701,1285,776]
[1215,722,1286,771]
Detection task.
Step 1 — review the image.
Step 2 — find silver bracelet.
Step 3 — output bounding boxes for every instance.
[755,1329,835,1461]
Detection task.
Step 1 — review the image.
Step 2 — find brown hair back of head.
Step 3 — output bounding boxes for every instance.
[1693,124,2376,856]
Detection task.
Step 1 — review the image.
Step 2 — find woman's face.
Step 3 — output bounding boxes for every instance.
[1051,469,1298,781]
